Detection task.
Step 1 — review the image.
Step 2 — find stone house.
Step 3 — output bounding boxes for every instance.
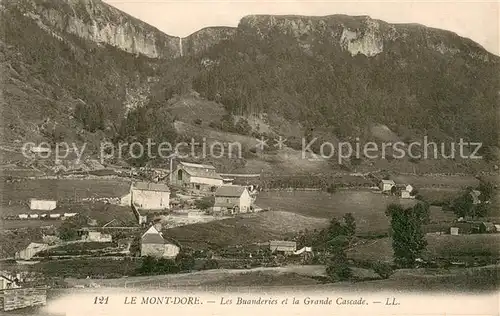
[171,161,223,191]
[15,243,48,260]
[269,240,297,255]
[379,179,396,193]
[213,185,253,215]
[140,225,180,259]
[29,199,57,211]
[80,230,112,242]
[479,222,496,233]
[0,274,20,290]
[396,184,414,198]
[131,182,170,211]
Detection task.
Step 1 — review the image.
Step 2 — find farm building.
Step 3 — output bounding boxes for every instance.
[470,190,482,205]
[29,199,57,211]
[131,182,170,211]
[171,161,223,191]
[379,180,396,192]
[119,192,131,206]
[269,240,297,255]
[449,223,477,235]
[0,274,20,290]
[80,230,112,242]
[213,185,253,215]
[395,184,414,198]
[479,222,496,233]
[15,243,48,260]
[140,225,180,259]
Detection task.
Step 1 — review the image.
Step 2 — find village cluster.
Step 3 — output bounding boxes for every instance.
[4,161,271,263]
[1,159,498,311]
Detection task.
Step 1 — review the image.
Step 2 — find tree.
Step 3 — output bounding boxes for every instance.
[136,257,180,275]
[234,117,252,135]
[326,217,345,240]
[201,259,219,270]
[385,204,427,268]
[372,262,394,279]
[195,196,215,211]
[477,181,494,202]
[176,251,195,271]
[412,202,430,225]
[325,236,352,281]
[57,214,89,241]
[450,191,474,218]
[343,213,356,237]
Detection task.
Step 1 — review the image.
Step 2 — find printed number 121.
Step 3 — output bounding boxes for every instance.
[94,296,109,304]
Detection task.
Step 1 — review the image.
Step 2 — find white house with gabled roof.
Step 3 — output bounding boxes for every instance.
[171,161,223,191]
[213,185,253,215]
[130,182,170,211]
[140,225,180,259]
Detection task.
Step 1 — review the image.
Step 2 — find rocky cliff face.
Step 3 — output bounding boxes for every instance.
[237,14,492,60]
[9,0,181,59]
[181,27,237,56]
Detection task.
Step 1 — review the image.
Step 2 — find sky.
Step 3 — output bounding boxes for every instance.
[102,0,499,55]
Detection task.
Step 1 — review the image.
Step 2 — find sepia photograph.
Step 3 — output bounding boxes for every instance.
[0,0,498,315]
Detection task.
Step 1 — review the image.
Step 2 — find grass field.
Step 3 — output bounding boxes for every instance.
[391,174,480,189]
[167,191,457,248]
[255,190,418,234]
[166,211,328,249]
[0,179,130,206]
[59,263,500,293]
[417,187,463,204]
[347,234,500,263]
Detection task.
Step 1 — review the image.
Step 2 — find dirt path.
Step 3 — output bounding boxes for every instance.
[65,265,326,288]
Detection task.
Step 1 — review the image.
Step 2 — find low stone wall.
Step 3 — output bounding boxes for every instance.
[0,287,47,311]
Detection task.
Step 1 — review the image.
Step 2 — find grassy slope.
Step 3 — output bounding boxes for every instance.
[166,190,458,249]
[255,190,418,234]
[347,234,500,263]
[165,211,328,249]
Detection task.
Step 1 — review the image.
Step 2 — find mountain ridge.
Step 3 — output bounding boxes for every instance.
[1,0,499,174]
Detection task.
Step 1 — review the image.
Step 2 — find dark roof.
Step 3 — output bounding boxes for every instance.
[141,233,165,244]
[133,182,170,192]
[380,180,395,184]
[215,186,247,197]
[178,161,222,180]
[481,222,495,228]
[270,240,297,247]
[180,161,215,169]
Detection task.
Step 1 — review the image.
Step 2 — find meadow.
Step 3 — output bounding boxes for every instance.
[0,178,130,206]
[347,234,500,263]
[167,190,456,249]
[166,210,328,249]
[255,190,419,234]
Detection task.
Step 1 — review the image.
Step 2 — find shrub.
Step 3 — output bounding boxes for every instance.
[176,252,196,271]
[201,259,219,270]
[326,261,352,281]
[372,262,394,279]
[194,196,215,210]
